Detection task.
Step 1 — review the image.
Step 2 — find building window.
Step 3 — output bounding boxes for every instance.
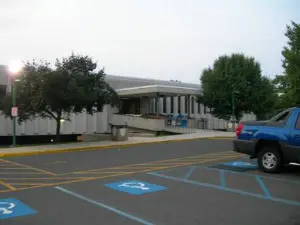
[204,106,207,114]
[163,97,167,113]
[191,97,195,114]
[197,103,200,114]
[177,96,181,113]
[154,98,157,113]
[170,97,174,113]
[185,96,188,113]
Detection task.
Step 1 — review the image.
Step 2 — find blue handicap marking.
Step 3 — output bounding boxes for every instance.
[105,180,167,195]
[223,161,258,169]
[0,198,37,220]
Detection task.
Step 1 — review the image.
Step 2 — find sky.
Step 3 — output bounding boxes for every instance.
[1,0,299,84]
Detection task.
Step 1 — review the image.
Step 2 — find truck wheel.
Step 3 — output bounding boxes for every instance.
[257,146,283,173]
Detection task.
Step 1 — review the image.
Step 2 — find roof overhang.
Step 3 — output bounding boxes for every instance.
[116,85,201,98]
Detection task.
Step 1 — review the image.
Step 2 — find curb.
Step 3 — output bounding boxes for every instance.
[0,136,235,158]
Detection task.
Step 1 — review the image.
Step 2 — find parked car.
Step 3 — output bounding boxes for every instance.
[233,107,300,173]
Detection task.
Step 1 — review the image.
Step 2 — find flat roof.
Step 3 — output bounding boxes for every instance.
[116,85,200,97]
[106,74,201,89]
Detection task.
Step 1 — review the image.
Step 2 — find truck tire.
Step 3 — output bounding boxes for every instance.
[257,146,283,173]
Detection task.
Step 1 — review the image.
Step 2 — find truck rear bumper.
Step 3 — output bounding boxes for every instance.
[233,139,255,156]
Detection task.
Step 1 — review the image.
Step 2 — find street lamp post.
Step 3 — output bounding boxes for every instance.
[12,79,17,146]
[9,60,22,147]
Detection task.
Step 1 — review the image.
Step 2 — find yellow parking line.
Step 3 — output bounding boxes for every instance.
[0,164,25,167]
[185,153,239,158]
[61,151,233,175]
[0,172,48,175]
[142,162,191,165]
[0,167,172,193]
[0,168,33,170]
[75,171,130,174]
[0,177,102,193]
[0,155,239,193]
[0,177,93,180]
[0,159,56,176]
[174,159,226,164]
[0,153,241,193]
[93,166,157,170]
[8,182,54,186]
[0,180,17,191]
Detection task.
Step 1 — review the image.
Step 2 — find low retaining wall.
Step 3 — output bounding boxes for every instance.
[110,114,165,131]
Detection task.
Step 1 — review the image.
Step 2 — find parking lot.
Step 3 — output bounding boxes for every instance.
[1,138,300,225]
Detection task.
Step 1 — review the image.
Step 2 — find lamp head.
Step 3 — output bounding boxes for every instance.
[8,60,23,74]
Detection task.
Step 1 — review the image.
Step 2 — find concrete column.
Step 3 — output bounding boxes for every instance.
[187,95,190,118]
[156,93,159,116]
[148,98,151,114]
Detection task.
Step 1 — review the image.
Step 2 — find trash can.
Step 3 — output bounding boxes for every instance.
[181,119,187,128]
[110,124,129,141]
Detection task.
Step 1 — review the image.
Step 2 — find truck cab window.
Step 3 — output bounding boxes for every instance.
[274,111,289,123]
[296,114,300,129]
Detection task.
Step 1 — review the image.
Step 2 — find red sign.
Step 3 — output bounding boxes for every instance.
[11,107,18,117]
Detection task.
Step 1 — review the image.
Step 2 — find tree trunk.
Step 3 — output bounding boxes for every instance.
[55,118,61,143]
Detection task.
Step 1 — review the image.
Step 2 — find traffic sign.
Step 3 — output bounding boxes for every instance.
[105,180,167,195]
[0,198,36,220]
[11,107,18,117]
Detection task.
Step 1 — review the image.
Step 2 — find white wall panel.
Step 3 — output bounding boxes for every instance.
[0,105,110,136]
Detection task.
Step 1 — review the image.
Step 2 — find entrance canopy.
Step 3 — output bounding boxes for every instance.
[116,85,201,98]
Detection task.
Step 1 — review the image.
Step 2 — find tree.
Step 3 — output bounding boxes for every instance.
[251,77,277,120]
[198,53,276,121]
[0,53,119,142]
[273,21,300,109]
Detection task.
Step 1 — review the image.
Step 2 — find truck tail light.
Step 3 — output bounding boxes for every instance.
[236,123,244,137]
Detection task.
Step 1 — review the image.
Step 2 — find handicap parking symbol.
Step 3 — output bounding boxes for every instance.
[223,161,257,169]
[105,180,167,195]
[0,198,36,220]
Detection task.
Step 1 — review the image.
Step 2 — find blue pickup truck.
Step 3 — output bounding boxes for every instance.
[233,107,300,173]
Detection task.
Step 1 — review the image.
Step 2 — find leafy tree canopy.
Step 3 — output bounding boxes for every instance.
[0,53,119,141]
[198,53,276,121]
[273,21,300,109]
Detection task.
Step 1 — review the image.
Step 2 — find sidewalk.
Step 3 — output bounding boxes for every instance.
[0,131,235,158]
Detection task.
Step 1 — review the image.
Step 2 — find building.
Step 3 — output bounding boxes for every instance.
[106,74,202,117]
[0,65,255,136]
[0,65,9,96]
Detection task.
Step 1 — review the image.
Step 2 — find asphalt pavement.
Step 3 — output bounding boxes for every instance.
[1,138,300,225]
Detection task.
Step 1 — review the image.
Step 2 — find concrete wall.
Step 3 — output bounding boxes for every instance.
[110,114,165,131]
